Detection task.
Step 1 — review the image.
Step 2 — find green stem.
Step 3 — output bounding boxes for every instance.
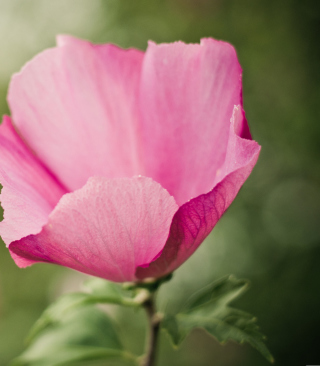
[141,294,162,366]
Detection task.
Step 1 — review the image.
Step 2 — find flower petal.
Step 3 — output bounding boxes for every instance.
[8,36,144,192]
[0,116,65,248]
[139,39,243,205]
[136,106,261,278]
[9,176,178,282]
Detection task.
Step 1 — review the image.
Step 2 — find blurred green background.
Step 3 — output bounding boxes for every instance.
[1,0,320,365]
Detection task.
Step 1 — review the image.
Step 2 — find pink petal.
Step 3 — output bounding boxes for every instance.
[9,176,178,282]
[8,36,144,192]
[136,106,261,279]
[4,38,259,281]
[139,39,243,205]
[0,116,65,251]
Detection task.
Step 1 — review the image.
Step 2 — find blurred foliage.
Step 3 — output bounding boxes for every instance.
[12,306,129,366]
[13,276,271,365]
[0,0,320,365]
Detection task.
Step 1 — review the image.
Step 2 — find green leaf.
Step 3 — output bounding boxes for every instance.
[84,277,146,307]
[184,275,249,312]
[12,348,132,366]
[162,275,274,363]
[28,279,139,343]
[12,306,137,366]
[27,292,91,343]
[161,314,186,347]
[84,277,127,304]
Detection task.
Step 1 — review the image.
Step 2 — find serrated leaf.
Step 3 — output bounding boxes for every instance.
[163,275,274,363]
[178,308,273,363]
[12,306,137,366]
[161,314,186,346]
[184,275,249,312]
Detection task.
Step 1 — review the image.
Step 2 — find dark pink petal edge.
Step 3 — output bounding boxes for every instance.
[136,106,261,279]
[9,176,178,282]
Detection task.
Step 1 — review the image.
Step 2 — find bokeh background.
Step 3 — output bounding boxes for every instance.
[1,1,320,365]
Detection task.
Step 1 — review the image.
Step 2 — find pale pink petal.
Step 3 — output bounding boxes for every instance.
[139,38,243,205]
[9,176,178,282]
[136,106,260,278]
[8,36,144,192]
[0,116,65,251]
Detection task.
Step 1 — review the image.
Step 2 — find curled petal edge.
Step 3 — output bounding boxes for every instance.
[135,152,260,279]
[136,105,261,279]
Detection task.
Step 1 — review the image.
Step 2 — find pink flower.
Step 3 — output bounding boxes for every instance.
[0,36,260,282]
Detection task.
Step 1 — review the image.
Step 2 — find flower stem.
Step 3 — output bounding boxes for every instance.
[141,294,162,366]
